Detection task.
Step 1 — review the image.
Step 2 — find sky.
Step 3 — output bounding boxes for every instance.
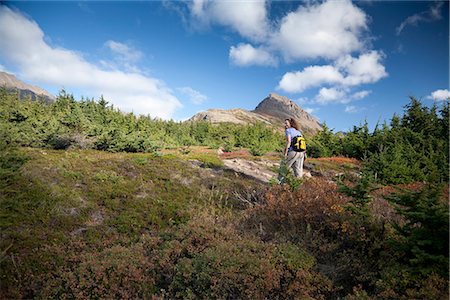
[0,0,448,132]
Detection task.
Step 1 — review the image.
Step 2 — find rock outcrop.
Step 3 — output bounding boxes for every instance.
[0,71,55,103]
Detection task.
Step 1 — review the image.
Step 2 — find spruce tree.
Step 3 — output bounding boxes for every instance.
[385,185,449,277]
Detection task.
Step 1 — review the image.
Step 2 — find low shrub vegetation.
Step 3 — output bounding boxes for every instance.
[0,89,448,298]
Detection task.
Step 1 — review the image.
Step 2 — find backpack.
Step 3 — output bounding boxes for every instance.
[291,135,306,152]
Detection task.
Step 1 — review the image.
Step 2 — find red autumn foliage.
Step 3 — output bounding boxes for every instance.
[315,156,360,165]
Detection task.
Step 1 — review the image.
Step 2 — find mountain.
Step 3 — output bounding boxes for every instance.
[189,93,322,134]
[0,71,55,103]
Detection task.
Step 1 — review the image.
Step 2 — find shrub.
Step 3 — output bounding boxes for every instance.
[146,213,334,299]
[39,243,156,299]
[277,161,303,191]
[244,177,395,296]
[0,124,27,189]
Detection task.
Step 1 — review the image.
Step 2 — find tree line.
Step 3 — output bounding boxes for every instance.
[0,89,284,156]
[309,97,449,184]
[1,88,448,185]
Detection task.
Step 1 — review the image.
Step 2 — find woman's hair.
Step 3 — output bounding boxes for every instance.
[286,118,299,130]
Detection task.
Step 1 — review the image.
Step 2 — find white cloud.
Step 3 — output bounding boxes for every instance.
[189,0,269,42]
[351,90,371,100]
[229,43,277,67]
[186,0,386,105]
[396,2,444,35]
[427,89,450,101]
[0,6,181,119]
[315,87,348,104]
[178,86,207,104]
[184,0,387,91]
[188,0,371,62]
[278,51,387,93]
[312,88,371,106]
[337,51,388,86]
[274,0,368,60]
[278,65,343,93]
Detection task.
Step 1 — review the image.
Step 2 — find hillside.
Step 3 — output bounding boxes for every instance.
[0,147,342,298]
[0,71,55,103]
[189,93,322,135]
[0,83,448,299]
[1,145,448,299]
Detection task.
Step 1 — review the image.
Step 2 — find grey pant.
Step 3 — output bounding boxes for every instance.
[286,151,305,178]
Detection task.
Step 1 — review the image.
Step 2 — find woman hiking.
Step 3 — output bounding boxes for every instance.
[283,118,305,178]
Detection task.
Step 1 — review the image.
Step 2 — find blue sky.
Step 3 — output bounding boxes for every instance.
[0,0,448,132]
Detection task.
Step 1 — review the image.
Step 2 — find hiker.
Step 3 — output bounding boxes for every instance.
[283,118,305,178]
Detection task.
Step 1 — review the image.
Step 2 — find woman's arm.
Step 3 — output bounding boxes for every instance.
[284,134,291,157]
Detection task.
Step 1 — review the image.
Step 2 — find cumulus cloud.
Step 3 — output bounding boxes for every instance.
[185,0,387,103]
[178,86,207,104]
[337,51,388,86]
[274,0,368,60]
[427,89,450,101]
[315,87,348,104]
[229,43,277,67]
[187,0,372,63]
[278,51,387,93]
[396,2,444,35]
[189,0,269,42]
[183,0,388,97]
[278,65,343,93]
[312,88,371,106]
[0,6,181,119]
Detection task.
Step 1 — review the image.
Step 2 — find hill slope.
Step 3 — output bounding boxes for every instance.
[0,71,55,103]
[1,146,447,299]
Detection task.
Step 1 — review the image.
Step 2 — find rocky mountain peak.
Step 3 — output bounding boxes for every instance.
[253,93,322,132]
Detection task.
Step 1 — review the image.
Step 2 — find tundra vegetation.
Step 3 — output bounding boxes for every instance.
[1,89,448,299]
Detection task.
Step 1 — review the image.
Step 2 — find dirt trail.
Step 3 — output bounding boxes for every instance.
[222,158,315,183]
[222,158,279,183]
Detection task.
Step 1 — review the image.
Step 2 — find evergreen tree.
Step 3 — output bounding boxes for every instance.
[385,185,449,277]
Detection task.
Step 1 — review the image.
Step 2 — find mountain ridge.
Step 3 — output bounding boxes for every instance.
[189,93,323,134]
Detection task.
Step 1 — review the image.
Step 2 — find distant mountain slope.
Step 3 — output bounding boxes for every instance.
[0,71,55,103]
[189,93,322,134]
